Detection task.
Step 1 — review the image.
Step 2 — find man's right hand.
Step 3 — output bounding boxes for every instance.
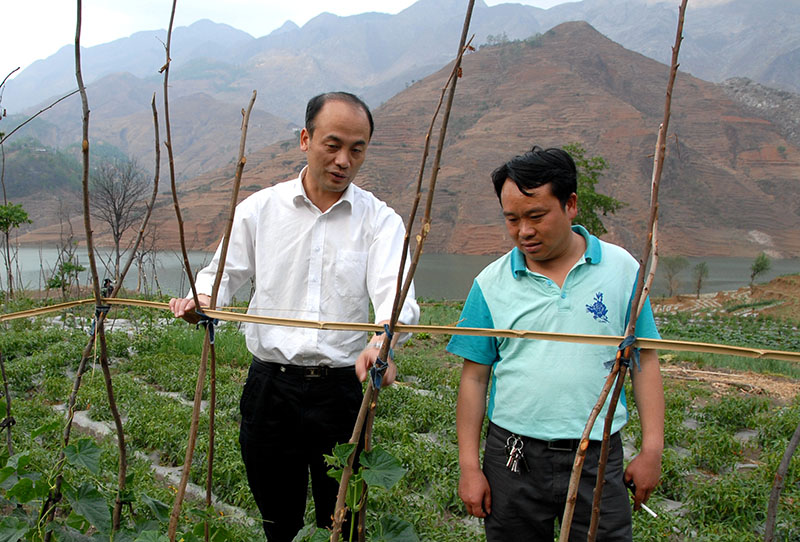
[459,465,492,518]
[168,294,211,323]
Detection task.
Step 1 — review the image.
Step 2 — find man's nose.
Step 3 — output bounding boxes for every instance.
[334,149,350,169]
[519,220,536,237]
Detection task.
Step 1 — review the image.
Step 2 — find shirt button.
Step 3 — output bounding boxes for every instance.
[561,293,567,299]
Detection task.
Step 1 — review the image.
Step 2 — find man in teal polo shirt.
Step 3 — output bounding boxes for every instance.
[447,145,664,541]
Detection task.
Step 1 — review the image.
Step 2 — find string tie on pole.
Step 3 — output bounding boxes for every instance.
[0,417,16,432]
[370,324,394,391]
[195,310,219,345]
[604,335,640,372]
[89,304,111,336]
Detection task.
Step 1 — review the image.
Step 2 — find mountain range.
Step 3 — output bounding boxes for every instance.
[15,20,800,259]
[3,0,799,179]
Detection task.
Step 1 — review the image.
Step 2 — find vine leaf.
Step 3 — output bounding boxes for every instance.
[64,482,111,534]
[324,442,357,482]
[50,524,93,542]
[134,531,170,542]
[0,517,29,542]
[7,476,47,504]
[64,438,101,475]
[0,467,14,488]
[360,446,406,490]
[31,419,60,439]
[372,515,419,542]
[5,452,30,471]
[140,493,170,523]
[65,511,90,533]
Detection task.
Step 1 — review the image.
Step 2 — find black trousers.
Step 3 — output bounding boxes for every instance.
[239,358,363,542]
[483,422,632,542]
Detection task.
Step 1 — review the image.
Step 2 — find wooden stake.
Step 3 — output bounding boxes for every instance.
[560,1,689,540]
[330,2,477,539]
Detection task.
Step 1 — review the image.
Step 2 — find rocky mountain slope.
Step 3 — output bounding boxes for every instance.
[17,22,798,260]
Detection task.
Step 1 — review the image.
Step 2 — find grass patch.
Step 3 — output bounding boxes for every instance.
[0,299,798,540]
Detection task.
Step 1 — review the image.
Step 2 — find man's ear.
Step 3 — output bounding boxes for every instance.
[566,192,578,219]
[299,127,310,152]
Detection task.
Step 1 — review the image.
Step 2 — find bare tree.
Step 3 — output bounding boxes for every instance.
[47,203,84,301]
[134,224,160,295]
[693,261,709,299]
[90,158,150,283]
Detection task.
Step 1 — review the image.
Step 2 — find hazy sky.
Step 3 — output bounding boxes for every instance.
[2,0,568,79]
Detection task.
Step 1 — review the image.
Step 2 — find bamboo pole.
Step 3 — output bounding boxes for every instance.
[559,2,689,540]
[3,298,799,363]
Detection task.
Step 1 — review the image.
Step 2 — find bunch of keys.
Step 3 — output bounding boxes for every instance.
[505,434,528,473]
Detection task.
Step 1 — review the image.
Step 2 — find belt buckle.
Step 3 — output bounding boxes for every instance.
[305,367,325,378]
[547,439,576,452]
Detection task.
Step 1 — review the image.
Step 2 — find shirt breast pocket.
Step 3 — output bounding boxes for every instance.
[335,250,368,299]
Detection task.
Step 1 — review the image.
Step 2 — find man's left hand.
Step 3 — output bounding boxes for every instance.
[623,448,662,510]
[355,345,397,386]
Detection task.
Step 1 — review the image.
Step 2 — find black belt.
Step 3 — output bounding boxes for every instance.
[254,358,355,379]
[490,422,609,453]
[545,439,581,452]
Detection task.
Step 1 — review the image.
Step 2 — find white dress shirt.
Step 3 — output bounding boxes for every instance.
[193,169,420,367]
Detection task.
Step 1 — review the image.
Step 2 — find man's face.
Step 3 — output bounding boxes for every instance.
[500,179,577,269]
[300,100,371,199]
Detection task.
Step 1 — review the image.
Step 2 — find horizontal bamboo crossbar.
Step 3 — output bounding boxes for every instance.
[2,297,799,363]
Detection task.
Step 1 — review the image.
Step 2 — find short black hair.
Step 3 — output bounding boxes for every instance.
[305,92,374,139]
[491,145,577,208]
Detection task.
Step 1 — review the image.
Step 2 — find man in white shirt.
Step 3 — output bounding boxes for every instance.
[169,92,420,541]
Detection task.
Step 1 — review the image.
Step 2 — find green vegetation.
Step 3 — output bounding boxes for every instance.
[0,299,798,540]
[0,202,33,296]
[751,252,772,287]
[563,143,626,237]
[2,138,130,200]
[656,311,800,356]
[2,138,82,198]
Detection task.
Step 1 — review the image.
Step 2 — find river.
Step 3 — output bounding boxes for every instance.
[5,247,799,301]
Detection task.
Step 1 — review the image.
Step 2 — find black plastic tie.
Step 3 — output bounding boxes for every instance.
[0,417,16,430]
[370,324,395,391]
[604,335,641,372]
[89,305,112,336]
[195,310,219,345]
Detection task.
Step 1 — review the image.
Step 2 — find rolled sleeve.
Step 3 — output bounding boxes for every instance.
[446,281,498,365]
[191,200,257,306]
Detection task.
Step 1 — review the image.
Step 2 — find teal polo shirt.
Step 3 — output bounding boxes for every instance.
[447,225,660,441]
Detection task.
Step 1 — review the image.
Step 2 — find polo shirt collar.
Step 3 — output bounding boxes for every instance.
[510,224,602,278]
[292,166,354,212]
[574,224,602,264]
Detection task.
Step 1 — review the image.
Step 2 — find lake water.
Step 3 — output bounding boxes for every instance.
[5,247,799,301]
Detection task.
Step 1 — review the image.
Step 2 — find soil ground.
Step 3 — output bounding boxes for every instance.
[660,363,798,402]
[653,273,800,402]
[653,273,800,321]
